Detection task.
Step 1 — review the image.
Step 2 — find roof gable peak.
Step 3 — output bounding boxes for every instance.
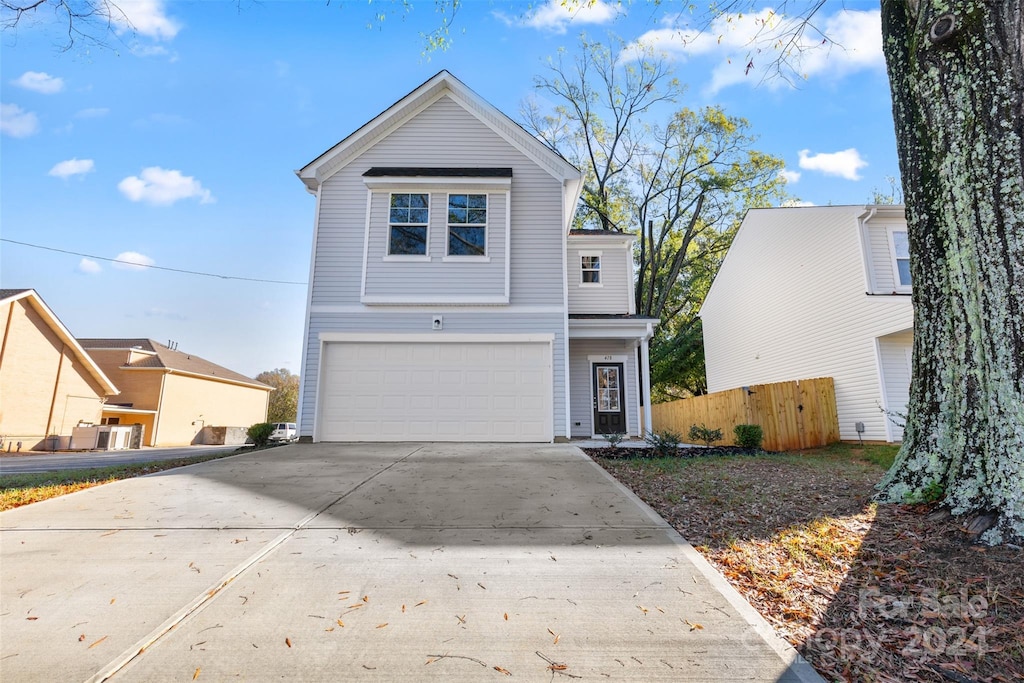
[296,70,578,193]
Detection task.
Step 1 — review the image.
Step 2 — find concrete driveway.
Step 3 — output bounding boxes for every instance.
[0,443,820,681]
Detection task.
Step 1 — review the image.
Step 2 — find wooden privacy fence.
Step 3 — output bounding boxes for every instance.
[651,377,840,451]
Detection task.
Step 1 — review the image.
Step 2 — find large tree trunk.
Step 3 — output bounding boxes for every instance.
[877,1,1024,543]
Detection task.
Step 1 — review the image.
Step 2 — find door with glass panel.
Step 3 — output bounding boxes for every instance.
[592,363,626,435]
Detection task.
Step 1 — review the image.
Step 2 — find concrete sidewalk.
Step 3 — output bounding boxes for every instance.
[0,443,821,681]
[0,444,249,474]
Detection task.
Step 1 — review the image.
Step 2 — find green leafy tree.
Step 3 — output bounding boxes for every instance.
[524,38,787,399]
[256,369,299,423]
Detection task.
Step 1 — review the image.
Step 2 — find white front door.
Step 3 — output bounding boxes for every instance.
[318,340,553,442]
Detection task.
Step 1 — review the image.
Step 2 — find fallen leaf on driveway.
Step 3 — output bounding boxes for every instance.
[337,619,345,628]
[684,620,704,631]
[415,600,427,607]
[192,667,201,680]
[88,636,108,649]
[78,635,85,642]
[376,623,388,629]
[494,666,511,675]
[285,638,292,648]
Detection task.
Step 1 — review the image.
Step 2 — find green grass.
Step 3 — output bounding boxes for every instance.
[0,451,241,511]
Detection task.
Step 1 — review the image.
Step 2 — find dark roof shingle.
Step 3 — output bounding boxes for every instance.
[78,338,269,389]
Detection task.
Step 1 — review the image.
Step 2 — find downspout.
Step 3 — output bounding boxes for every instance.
[45,343,67,436]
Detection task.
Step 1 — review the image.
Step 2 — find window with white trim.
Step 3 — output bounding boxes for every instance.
[891,230,911,287]
[581,254,601,285]
[447,194,487,256]
[388,193,429,256]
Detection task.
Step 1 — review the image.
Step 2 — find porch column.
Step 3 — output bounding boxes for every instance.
[640,331,653,437]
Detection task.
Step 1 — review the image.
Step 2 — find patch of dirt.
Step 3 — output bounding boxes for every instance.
[590,449,1024,682]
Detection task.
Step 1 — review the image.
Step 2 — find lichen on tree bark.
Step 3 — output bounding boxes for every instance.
[877,0,1024,543]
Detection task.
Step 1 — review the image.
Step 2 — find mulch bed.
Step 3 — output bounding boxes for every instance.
[587,448,1024,682]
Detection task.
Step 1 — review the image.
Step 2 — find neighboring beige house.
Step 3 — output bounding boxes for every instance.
[78,339,271,447]
[0,289,119,451]
[700,205,914,443]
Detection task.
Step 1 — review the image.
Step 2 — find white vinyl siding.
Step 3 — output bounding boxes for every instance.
[568,339,639,437]
[701,206,914,442]
[310,96,564,307]
[566,241,632,314]
[863,215,910,294]
[364,190,506,299]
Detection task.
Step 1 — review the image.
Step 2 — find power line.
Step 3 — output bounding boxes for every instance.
[0,238,308,286]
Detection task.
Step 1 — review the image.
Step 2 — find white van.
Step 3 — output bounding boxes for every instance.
[270,423,297,442]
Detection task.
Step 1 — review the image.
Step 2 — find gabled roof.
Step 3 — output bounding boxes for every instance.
[296,70,581,194]
[0,289,119,395]
[78,338,271,390]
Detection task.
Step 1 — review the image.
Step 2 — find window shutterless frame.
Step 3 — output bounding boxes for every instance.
[888,228,912,290]
[445,193,487,257]
[387,192,430,256]
[579,251,602,286]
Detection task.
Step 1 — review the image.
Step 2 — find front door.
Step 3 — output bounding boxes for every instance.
[593,363,626,435]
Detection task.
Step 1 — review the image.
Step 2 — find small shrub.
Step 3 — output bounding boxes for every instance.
[688,423,723,448]
[733,424,764,450]
[602,432,626,448]
[247,422,275,448]
[645,430,682,457]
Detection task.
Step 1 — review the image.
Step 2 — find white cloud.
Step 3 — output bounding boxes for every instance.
[118,167,214,205]
[509,0,620,34]
[78,258,102,274]
[109,0,181,40]
[112,251,156,271]
[798,148,868,181]
[12,71,65,94]
[75,107,110,118]
[782,199,816,207]
[0,103,40,138]
[49,158,95,179]
[623,8,883,93]
[779,169,801,184]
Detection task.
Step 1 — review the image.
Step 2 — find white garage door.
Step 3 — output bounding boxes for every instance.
[318,339,553,442]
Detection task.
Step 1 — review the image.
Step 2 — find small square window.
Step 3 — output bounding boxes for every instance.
[581,255,601,284]
[389,193,429,256]
[447,194,487,256]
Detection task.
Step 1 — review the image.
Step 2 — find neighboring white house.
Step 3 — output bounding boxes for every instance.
[700,205,914,443]
[295,70,657,442]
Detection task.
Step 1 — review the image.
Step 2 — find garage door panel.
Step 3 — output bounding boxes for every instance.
[319,341,552,442]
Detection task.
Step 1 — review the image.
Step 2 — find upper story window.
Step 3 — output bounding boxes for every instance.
[388,193,429,256]
[581,254,601,286]
[447,194,487,256]
[891,230,911,288]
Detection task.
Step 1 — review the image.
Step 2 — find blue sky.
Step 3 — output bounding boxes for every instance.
[1,0,897,378]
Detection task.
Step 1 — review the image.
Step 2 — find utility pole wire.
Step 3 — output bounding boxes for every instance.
[0,238,308,286]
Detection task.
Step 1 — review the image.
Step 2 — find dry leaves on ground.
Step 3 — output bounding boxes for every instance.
[591,447,1024,682]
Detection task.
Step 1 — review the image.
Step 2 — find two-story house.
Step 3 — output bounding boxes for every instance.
[295,71,657,442]
[700,205,914,442]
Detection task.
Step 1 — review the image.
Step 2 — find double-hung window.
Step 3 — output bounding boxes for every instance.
[580,254,601,285]
[388,193,429,256]
[447,194,487,256]
[891,230,911,288]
